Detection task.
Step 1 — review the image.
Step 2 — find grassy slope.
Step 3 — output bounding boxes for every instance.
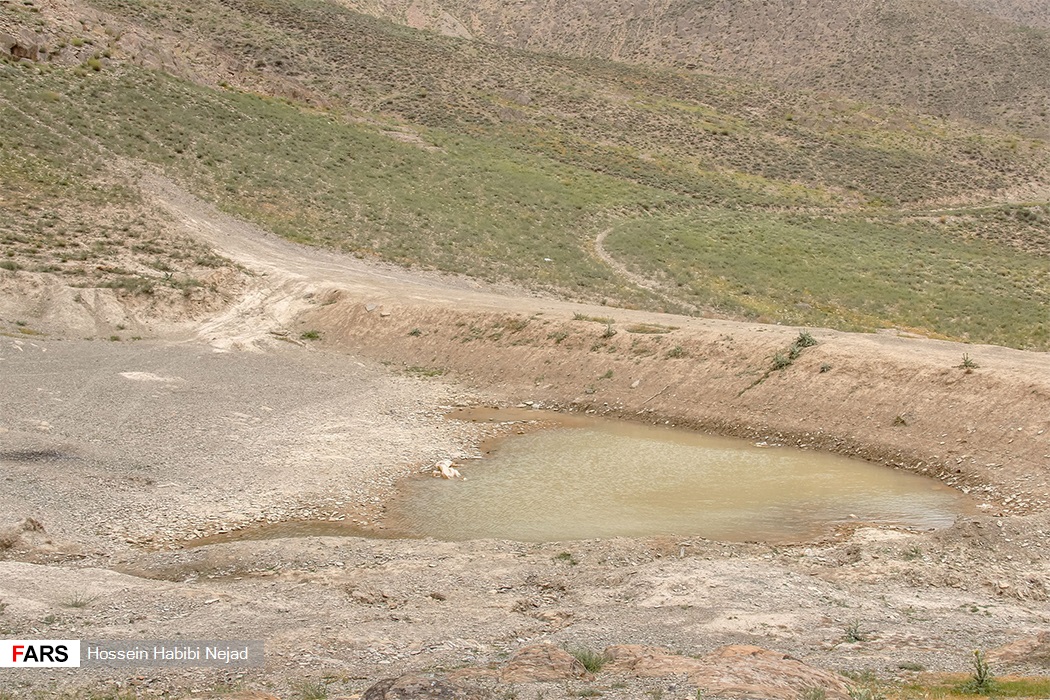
[2,0,1049,348]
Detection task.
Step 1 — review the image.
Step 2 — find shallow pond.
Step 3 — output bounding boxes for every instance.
[385,414,973,542]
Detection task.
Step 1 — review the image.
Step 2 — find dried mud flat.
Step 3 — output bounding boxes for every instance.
[1,179,1050,699]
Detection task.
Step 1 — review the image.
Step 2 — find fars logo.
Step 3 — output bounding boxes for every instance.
[0,640,80,667]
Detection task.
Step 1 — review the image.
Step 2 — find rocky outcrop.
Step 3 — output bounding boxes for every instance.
[989,631,1050,666]
[500,643,590,682]
[605,644,853,700]
[361,674,486,699]
[365,644,850,699]
[1,29,41,61]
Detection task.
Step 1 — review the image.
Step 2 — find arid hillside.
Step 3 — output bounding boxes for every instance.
[4,0,1049,350]
[337,0,1050,136]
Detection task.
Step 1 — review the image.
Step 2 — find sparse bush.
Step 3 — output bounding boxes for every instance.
[100,276,155,295]
[292,679,329,700]
[548,330,569,344]
[601,323,616,339]
[300,329,321,340]
[958,354,979,371]
[666,345,686,358]
[844,620,866,643]
[626,323,675,334]
[795,330,817,348]
[901,546,922,561]
[61,591,99,609]
[404,365,445,377]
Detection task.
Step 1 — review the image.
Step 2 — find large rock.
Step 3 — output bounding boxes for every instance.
[499,643,589,682]
[362,674,485,700]
[605,644,705,676]
[605,644,851,700]
[989,631,1050,666]
[0,30,40,61]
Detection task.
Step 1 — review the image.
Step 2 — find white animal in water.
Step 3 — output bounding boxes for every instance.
[432,459,463,480]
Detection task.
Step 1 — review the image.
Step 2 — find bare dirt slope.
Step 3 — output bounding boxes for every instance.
[2,176,1050,699]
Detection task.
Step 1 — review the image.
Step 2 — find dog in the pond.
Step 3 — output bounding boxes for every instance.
[432,459,462,480]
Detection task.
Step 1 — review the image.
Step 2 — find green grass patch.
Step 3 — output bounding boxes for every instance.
[605,210,1050,349]
[895,674,1050,699]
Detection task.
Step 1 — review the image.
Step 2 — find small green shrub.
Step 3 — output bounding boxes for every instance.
[292,679,329,700]
[566,646,608,673]
[846,687,884,700]
[961,649,994,694]
[958,353,979,371]
[300,329,321,340]
[901,546,922,561]
[795,330,817,348]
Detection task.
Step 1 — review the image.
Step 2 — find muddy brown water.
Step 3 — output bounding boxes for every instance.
[191,409,974,546]
[383,411,975,542]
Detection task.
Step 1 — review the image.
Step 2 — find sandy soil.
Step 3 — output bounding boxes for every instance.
[1,175,1049,699]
